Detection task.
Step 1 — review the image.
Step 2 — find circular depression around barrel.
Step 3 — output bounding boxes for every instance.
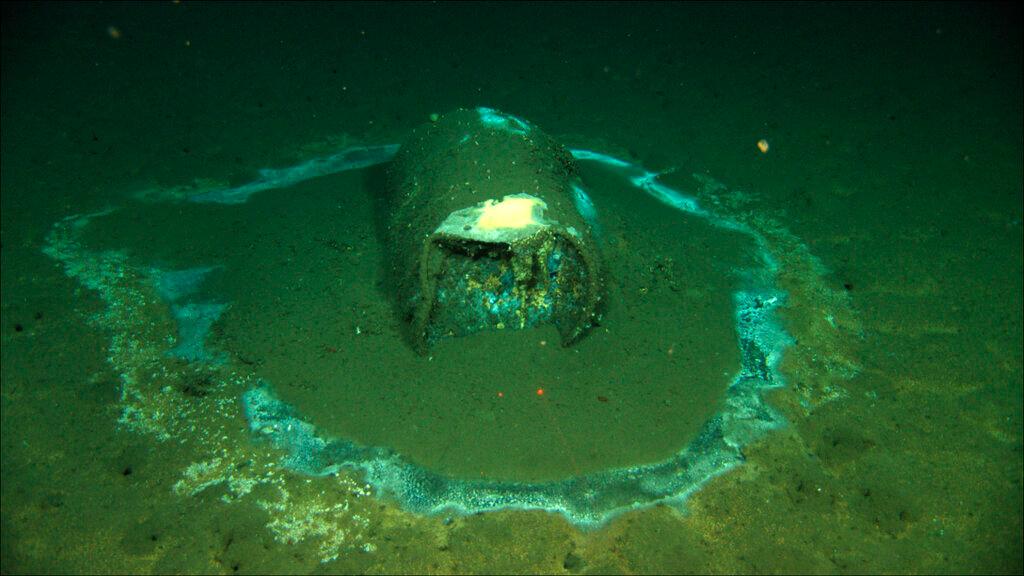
[61,139,799,526]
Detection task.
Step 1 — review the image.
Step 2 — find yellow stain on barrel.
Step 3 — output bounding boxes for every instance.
[476,195,546,230]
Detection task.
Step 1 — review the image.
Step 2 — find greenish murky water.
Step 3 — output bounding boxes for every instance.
[2,2,1020,573]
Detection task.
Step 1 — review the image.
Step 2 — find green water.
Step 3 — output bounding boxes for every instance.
[2,2,1020,573]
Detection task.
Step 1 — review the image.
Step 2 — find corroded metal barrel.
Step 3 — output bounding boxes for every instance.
[385,108,603,351]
